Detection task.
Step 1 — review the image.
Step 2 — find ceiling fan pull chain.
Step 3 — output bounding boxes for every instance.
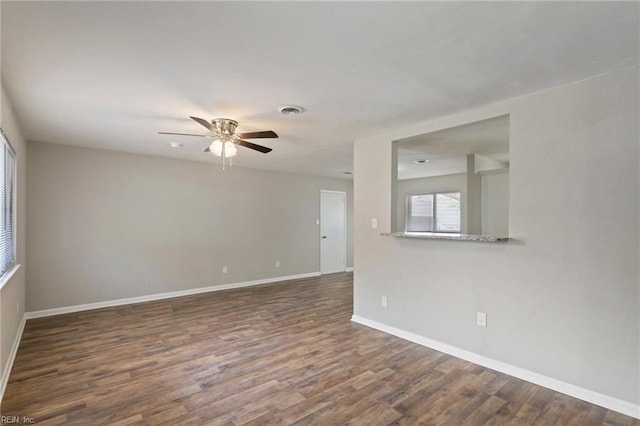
[222,141,226,171]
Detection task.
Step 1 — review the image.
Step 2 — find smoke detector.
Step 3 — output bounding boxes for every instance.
[279,105,305,116]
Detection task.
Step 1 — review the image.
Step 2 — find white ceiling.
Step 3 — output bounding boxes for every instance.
[1,2,638,179]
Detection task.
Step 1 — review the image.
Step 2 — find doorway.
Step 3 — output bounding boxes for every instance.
[320,190,346,274]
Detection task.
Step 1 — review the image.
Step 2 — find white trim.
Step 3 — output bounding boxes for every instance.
[351,315,640,420]
[0,263,20,291]
[0,313,26,403]
[346,267,354,272]
[26,272,321,320]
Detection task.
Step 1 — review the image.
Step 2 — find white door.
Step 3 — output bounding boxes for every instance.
[320,190,346,274]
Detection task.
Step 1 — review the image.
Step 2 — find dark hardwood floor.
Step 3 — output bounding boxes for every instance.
[2,273,638,425]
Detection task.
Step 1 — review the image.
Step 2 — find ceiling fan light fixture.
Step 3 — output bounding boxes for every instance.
[279,105,305,116]
[209,139,238,170]
[209,140,222,156]
[210,140,237,158]
[225,142,237,157]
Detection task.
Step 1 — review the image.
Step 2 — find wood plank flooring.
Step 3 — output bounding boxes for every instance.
[2,273,638,425]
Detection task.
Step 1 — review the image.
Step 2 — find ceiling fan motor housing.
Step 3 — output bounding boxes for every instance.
[212,118,238,136]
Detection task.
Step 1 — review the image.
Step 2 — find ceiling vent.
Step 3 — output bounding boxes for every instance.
[279,105,305,116]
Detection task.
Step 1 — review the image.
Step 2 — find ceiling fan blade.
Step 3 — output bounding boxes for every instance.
[190,116,215,132]
[203,146,211,152]
[237,130,278,139]
[236,139,272,153]
[158,132,210,137]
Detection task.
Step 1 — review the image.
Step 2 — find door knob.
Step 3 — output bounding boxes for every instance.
[322,236,327,239]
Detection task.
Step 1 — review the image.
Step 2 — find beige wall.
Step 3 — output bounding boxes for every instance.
[27,142,353,311]
[354,66,639,405]
[0,86,27,385]
[481,171,509,236]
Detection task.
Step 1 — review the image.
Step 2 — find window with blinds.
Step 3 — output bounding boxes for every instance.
[0,130,16,278]
[406,191,461,233]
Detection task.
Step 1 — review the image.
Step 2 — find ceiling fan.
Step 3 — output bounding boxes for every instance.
[159,116,278,169]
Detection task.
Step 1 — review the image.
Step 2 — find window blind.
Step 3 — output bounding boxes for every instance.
[0,130,16,277]
[406,194,434,232]
[435,192,461,232]
[406,191,461,233]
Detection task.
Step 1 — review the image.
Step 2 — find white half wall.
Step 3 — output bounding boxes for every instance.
[353,66,639,409]
[27,142,353,311]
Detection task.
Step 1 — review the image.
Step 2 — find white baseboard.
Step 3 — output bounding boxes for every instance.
[351,315,640,420]
[346,267,354,272]
[25,272,321,320]
[0,314,26,404]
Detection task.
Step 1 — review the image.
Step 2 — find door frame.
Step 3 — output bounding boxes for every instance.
[320,190,347,274]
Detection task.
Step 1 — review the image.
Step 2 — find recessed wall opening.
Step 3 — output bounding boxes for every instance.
[391,115,510,237]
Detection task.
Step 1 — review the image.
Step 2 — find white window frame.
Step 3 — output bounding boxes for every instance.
[0,129,17,284]
[405,190,461,233]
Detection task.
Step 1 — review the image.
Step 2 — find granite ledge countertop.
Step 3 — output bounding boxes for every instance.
[381,232,509,243]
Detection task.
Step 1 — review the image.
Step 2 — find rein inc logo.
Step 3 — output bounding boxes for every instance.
[1,416,34,424]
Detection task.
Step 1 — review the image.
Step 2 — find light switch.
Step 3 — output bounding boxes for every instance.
[477,312,487,327]
[371,218,378,228]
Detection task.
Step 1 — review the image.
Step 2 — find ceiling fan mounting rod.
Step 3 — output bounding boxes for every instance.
[212,118,238,136]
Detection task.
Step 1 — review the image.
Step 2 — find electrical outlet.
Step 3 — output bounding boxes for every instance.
[477,312,487,327]
[275,260,280,267]
[381,296,388,308]
[222,266,228,274]
[316,218,320,225]
[371,218,378,228]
